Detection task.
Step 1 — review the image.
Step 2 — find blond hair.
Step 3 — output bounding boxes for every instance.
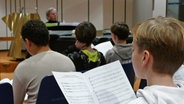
[135,16,184,75]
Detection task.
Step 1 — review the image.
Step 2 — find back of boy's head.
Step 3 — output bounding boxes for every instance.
[111,22,130,40]
[21,19,49,46]
[75,21,96,46]
[135,16,184,75]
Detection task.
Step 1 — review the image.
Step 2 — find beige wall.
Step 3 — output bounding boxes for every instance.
[63,0,88,22]
[132,0,153,25]
[0,0,7,49]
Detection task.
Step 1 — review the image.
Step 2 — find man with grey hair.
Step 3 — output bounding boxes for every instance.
[46,7,58,23]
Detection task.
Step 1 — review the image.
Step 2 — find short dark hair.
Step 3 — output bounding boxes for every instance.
[21,20,49,46]
[111,22,130,40]
[75,21,96,46]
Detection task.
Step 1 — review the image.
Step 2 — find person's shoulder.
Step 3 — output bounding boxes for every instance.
[105,48,114,56]
[13,59,31,76]
[49,50,74,61]
[62,45,79,55]
[49,50,64,56]
[116,43,133,49]
[16,58,30,68]
[68,51,83,60]
[97,51,103,56]
[95,50,105,59]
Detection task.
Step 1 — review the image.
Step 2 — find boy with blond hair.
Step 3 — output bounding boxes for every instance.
[129,16,184,103]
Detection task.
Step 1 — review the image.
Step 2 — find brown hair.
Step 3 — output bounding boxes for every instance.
[75,21,96,46]
[110,22,130,40]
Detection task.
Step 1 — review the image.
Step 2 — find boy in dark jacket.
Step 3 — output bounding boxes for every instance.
[64,21,106,71]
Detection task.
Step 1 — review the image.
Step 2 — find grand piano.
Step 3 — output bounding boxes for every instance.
[46,22,78,31]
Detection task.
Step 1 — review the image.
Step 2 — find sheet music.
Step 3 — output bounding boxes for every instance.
[0,78,12,84]
[92,41,113,56]
[53,61,136,104]
[84,61,136,104]
[52,72,99,104]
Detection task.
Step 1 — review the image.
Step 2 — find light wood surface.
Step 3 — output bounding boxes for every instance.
[0,51,20,80]
[0,37,15,41]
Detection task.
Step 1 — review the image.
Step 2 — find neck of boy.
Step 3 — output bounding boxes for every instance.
[116,39,127,44]
[81,45,93,52]
[146,72,177,87]
[32,45,50,55]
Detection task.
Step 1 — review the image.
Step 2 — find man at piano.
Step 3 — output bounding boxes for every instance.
[45,7,59,29]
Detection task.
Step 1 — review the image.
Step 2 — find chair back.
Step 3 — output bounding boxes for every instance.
[0,82,14,104]
[121,62,135,88]
[36,75,68,104]
[139,79,147,89]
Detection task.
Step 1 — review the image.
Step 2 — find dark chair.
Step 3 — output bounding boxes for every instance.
[134,78,147,91]
[139,79,147,89]
[121,62,135,88]
[0,82,14,104]
[126,35,133,43]
[36,75,68,104]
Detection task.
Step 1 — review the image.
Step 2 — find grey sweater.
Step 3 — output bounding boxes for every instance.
[105,43,133,64]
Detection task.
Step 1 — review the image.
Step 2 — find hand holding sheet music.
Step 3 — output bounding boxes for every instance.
[53,61,136,104]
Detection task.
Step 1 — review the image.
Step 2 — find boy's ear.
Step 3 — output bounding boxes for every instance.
[112,33,117,41]
[142,50,151,67]
[25,38,32,48]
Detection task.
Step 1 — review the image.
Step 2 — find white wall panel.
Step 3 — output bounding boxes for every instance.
[63,0,88,23]
[90,0,103,30]
[38,0,57,22]
[0,0,7,49]
[126,0,133,28]
[114,0,125,23]
[103,0,113,29]
[133,0,153,25]
[25,0,37,13]
[0,0,7,36]
[153,0,166,17]
[57,0,63,22]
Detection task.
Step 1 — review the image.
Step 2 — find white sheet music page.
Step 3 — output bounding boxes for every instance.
[53,60,136,104]
[52,72,99,104]
[173,64,184,81]
[84,61,136,104]
[92,41,113,56]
